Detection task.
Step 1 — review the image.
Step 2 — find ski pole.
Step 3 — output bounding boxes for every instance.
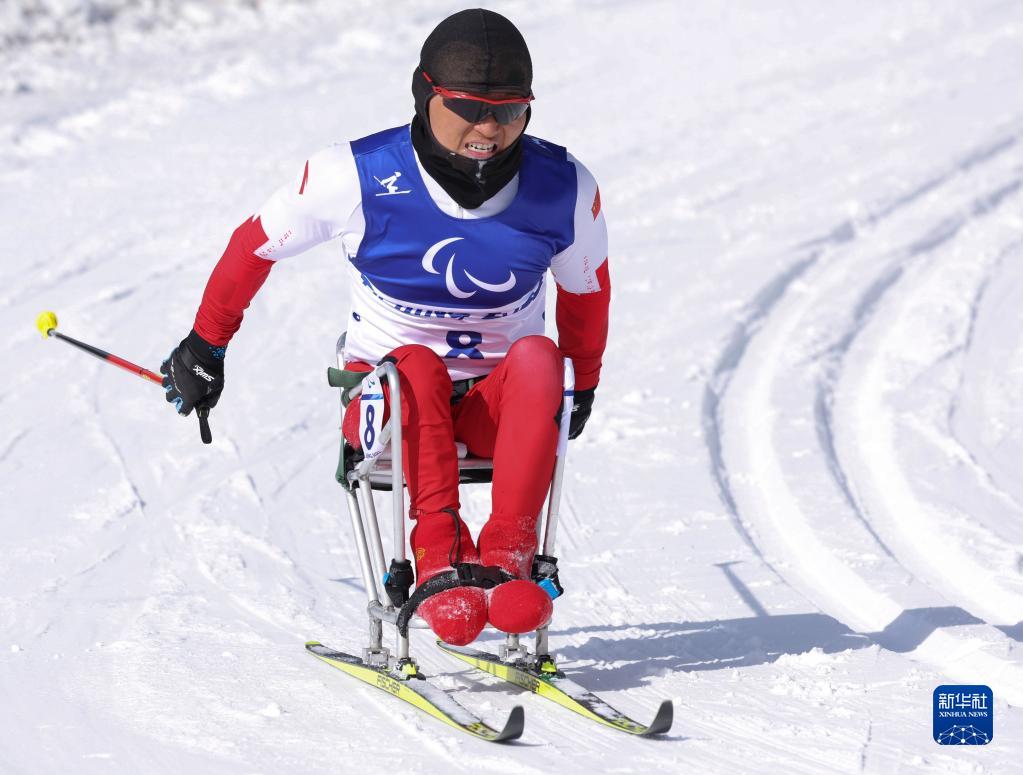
[35,311,213,444]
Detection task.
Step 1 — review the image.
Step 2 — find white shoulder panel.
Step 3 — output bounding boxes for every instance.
[549,153,609,294]
[253,143,363,261]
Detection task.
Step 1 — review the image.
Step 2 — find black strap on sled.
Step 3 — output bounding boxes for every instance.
[382,559,415,607]
[396,563,515,637]
[531,554,564,600]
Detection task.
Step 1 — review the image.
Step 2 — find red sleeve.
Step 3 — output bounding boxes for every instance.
[192,216,275,346]
[555,259,610,391]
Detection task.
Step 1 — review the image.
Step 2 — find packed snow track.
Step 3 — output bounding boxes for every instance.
[2,1,1022,772]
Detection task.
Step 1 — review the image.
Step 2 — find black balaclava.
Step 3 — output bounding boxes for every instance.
[410,9,532,210]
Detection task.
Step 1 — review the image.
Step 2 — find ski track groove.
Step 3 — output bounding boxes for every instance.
[91,388,148,516]
[838,178,1023,628]
[38,544,128,606]
[815,189,1023,580]
[0,428,29,465]
[5,213,134,309]
[811,261,908,567]
[857,717,873,774]
[841,208,1019,602]
[172,498,333,643]
[702,253,818,570]
[945,236,1023,524]
[707,122,1023,703]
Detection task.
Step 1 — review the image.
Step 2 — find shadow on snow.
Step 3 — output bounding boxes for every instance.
[540,606,993,692]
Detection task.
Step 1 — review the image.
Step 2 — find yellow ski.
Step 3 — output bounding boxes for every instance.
[437,641,672,736]
[306,641,523,742]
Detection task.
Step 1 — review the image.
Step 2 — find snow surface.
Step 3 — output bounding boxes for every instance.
[3,1,1023,772]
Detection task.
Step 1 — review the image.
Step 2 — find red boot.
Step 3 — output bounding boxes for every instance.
[478,514,553,634]
[409,509,487,646]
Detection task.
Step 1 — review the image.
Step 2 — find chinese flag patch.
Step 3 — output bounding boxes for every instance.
[591,186,601,220]
[299,160,309,195]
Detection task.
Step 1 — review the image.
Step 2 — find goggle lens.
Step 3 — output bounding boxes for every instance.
[441,97,531,125]
[422,70,533,126]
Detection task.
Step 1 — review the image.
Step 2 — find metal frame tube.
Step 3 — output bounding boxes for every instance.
[344,362,406,563]
[344,489,380,606]
[542,358,574,556]
[535,626,549,656]
[368,602,430,628]
[381,362,406,562]
[356,481,388,597]
[369,615,383,652]
[338,356,415,665]
[533,357,574,659]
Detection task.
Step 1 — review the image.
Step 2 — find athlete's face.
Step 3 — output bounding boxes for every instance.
[428,95,528,161]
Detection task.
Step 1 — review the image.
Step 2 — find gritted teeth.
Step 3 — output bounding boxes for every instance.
[466,142,498,152]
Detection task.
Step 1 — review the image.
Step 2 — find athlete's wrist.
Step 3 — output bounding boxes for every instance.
[186,329,227,366]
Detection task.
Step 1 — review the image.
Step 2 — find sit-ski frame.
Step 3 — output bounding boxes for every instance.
[333,334,575,671]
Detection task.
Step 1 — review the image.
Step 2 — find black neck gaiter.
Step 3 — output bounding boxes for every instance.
[410,114,524,210]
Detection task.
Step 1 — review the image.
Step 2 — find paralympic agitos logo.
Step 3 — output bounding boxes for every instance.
[422,237,517,300]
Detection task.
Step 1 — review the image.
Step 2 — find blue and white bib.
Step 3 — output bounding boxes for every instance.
[343,125,577,379]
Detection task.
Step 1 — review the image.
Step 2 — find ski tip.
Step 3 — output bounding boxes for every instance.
[642,699,674,736]
[495,704,525,742]
[305,640,323,649]
[36,310,58,338]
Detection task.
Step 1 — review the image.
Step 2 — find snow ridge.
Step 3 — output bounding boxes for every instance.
[715,123,1023,703]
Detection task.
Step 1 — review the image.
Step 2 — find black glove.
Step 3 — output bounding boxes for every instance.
[161,330,225,417]
[568,388,595,440]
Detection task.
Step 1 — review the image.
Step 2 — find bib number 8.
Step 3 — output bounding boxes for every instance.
[363,404,376,449]
[359,371,386,460]
[445,330,484,360]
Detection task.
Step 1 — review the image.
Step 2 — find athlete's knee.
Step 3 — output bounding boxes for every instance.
[388,344,448,383]
[389,343,442,364]
[507,335,561,365]
[505,336,562,382]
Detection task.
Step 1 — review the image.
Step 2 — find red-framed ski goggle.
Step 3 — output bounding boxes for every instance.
[422,71,533,125]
